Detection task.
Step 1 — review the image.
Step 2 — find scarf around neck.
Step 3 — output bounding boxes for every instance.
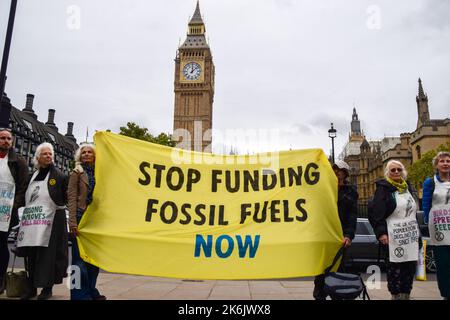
[387,177,408,194]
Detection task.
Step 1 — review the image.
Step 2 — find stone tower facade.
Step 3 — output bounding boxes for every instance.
[416,78,430,129]
[173,1,215,153]
[410,78,450,162]
[351,107,361,136]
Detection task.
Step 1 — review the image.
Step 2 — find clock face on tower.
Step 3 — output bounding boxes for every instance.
[182,62,202,80]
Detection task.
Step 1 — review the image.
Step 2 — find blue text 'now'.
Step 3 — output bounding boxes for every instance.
[194,234,261,258]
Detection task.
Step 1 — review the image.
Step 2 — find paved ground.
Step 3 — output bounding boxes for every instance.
[3,243,443,300]
[0,271,443,300]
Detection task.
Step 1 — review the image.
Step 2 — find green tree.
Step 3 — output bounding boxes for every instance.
[408,141,450,189]
[153,132,176,147]
[119,122,176,147]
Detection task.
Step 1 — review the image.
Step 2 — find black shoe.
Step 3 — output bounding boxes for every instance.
[20,288,37,300]
[92,294,107,300]
[37,287,52,300]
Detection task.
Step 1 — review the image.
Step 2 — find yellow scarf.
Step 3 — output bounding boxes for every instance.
[387,177,408,194]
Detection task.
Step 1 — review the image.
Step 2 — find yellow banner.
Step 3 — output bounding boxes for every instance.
[78,131,342,279]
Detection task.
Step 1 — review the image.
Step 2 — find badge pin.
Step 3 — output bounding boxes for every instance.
[49,179,56,186]
[435,231,444,242]
[394,247,404,258]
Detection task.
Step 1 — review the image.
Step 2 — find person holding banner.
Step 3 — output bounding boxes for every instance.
[68,143,106,300]
[313,160,358,300]
[18,142,68,300]
[369,160,421,300]
[0,128,28,295]
[422,151,450,300]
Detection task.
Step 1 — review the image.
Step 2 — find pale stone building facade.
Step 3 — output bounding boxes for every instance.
[340,79,448,210]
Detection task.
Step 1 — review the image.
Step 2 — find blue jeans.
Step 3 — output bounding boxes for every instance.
[70,210,101,300]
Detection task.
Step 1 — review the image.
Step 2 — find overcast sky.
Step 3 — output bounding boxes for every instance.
[0,0,449,156]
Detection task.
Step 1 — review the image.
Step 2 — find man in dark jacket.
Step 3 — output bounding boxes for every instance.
[0,128,29,295]
[313,160,358,300]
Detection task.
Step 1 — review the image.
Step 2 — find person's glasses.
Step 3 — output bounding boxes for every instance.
[390,168,403,173]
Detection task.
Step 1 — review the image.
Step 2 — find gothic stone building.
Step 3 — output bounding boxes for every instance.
[410,78,450,162]
[173,1,215,153]
[5,93,78,174]
[340,78,449,207]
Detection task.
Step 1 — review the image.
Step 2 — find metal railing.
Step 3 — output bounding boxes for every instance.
[357,203,368,218]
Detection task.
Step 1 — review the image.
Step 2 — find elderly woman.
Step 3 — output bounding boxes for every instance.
[369,160,420,300]
[17,142,68,300]
[68,143,105,300]
[422,151,450,300]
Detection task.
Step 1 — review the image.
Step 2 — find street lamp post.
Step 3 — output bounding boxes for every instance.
[0,0,18,127]
[328,122,337,164]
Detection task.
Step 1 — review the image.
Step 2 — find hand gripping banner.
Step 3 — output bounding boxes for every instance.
[77,132,342,279]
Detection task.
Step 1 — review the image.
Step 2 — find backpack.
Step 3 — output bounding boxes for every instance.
[323,247,370,300]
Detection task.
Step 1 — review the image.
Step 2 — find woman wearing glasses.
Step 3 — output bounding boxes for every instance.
[369,160,421,300]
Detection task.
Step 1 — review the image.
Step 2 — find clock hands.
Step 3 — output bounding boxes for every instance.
[184,62,200,80]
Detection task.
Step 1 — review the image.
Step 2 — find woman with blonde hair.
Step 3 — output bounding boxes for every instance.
[68,143,105,300]
[369,160,421,300]
[422,151,450,300]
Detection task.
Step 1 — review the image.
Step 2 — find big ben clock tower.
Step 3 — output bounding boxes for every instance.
[173,1,215,153]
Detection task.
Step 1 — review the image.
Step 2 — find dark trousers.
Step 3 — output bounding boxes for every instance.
[25,211,68,289]
[434,245,450,299]
[2,214,19,278]
[0,231,9,278]
[386,261,416,295]
[70,235,100,300]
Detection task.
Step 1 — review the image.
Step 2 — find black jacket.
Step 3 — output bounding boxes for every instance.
[6,149,29,229]
[29,164,68,207]
[24,165,69,287]
[369,179,419,239]
[338,183,358,240]
[47,165,68,207]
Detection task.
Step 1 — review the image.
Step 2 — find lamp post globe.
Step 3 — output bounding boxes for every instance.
[328,123,337,164]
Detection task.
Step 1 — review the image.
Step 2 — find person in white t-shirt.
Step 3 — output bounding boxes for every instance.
[0,128,28,296]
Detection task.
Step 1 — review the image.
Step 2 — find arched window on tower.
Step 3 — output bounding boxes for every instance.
[416,145,421,160]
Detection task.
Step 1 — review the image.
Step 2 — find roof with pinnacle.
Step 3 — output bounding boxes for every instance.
[418,78,427,98]
[180,35,209,49]
[361,139,370,149]
[189,1,204,25]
